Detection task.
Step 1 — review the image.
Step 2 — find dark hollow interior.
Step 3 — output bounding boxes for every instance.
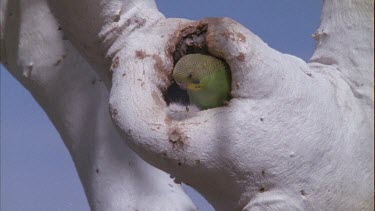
[163,24,231,107]
[163,25,209,106]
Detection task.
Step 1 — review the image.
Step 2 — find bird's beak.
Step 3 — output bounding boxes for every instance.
[176,82,187,90]
[187,83,202,91]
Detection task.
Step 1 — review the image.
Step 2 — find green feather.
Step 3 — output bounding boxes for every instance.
[173,54,231,109]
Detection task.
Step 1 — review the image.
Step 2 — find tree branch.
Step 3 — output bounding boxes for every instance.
[310,0,374,103]
[46,0,165,87]
[105,2,373,211]
[1,0,196,210]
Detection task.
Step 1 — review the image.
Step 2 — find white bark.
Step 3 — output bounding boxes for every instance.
[2,0,373,210]
[105,1,374,210]
[108,16,374,210]
[311,0,373,107]
[1,0,195,210]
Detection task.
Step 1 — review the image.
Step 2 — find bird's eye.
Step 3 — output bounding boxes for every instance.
[188,73,192,79]
[192,79,200,84]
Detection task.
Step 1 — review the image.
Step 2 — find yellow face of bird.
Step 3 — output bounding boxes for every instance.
[173,54,217,92]
[174,72,205,92]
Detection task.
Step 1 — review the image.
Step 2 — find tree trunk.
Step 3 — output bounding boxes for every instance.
[1,0,373,210]
[1,0,195,210]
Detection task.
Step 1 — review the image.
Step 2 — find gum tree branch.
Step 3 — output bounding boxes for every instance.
[311,0,373,106]
[46,0,164,87]
[1,0,195,210]
[103,1,372,210]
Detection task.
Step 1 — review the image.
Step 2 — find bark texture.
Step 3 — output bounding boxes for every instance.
[1,0,373,210]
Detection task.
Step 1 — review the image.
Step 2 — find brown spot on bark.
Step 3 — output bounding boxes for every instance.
[300,190,306,196]
[236,52,245,62]
[135,50,148,59]
[168,128,186,149]
[96,169,99,173]
[219,31,231,40]
[152,54,163,70]
[120,17,146,32]
[133,18,146,29]
[112,56,119,68]
[108,57,118,80]
[165,116,172,126]
[91,79,96,85]
[152,54,171,85]
[236,82,240,89]
[236,32,246,42]
[259,187,265,192]
[123,19,132,28]
[219,31,246,43]
[112,108,118,116]
[114,14,120,22]
[152,90,166,108]
[109,105,118,119]
[54,59,62,66]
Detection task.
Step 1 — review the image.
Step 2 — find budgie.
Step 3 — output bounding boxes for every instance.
[172,54,231,110]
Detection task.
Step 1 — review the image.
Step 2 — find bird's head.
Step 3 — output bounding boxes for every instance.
[174,71,204,91]
[172,54,216,92]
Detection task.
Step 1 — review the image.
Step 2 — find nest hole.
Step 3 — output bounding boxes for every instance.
[163,24,232,108]
[164,82,190,106]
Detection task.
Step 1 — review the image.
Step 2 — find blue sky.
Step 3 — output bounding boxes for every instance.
[1,1,322,210]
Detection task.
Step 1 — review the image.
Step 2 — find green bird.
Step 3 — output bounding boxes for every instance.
[172,54,231,110]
